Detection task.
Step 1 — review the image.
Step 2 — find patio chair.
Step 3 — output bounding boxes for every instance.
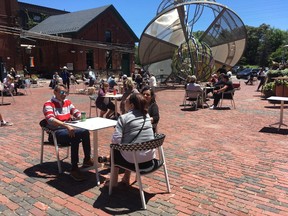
[39,119,70,173]
[219,89,236,109]
[109,133,171,210]
[183,90,203,109]
[89,94,99,118]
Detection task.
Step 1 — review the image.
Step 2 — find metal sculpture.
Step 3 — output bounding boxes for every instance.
[138,0,247,82]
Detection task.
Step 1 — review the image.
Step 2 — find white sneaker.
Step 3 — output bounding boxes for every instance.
[209,105,215,110]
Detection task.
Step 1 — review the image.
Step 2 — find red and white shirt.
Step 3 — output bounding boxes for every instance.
[43,96,81,123]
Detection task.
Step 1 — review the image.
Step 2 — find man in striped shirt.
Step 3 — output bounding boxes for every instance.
[43,84,93,181]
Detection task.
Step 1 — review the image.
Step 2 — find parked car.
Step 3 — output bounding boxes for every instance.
[231,65,243,74]
[236,68,259,79]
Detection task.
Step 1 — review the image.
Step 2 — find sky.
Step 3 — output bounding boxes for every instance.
[19,0,288,38]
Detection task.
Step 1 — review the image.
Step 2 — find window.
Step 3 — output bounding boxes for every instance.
[105,30,112,43]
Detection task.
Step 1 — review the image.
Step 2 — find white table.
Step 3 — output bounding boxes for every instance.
[65,117,117,185]
[267,96,288,130]
[102,93,123,117]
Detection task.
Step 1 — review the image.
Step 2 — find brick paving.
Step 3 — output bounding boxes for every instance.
[0,78,288,215]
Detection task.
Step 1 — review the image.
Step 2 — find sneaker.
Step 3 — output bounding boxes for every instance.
[0,121,13,126]
[209,105,215,110]
[70,168,86,181]
[82,158,94,168]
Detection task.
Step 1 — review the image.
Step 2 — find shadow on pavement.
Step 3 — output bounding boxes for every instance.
[93,185,156,214]
[259,127,288,135]
[24,162,103,196]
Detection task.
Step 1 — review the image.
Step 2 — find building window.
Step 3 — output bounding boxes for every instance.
[105,30,112,43]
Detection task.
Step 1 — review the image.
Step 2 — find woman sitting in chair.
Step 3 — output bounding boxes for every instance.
[105,93,155,187]
[95,82,115,118]
[141,85,159,133]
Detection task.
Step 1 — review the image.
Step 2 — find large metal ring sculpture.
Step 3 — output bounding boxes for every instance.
[138,0,247,81]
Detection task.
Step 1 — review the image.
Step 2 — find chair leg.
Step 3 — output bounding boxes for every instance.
[40,129,45,164]
[95,105,98,117]
[133,154,146,209]
[109,150,115,195]
[89,99,92,118]
[160,147,171,192]
[52,133,62,173]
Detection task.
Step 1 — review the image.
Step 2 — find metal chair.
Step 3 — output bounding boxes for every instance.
[109,133,171,210]
[89,95,99,117]
[183,90,203,109]
[219,89,236,109]
[39,119,70,173]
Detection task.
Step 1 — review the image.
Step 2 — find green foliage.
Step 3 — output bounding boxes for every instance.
[262,81,275,91]
[240,24,288,67]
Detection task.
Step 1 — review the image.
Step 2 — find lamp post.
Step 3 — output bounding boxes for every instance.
[106,50,111,78]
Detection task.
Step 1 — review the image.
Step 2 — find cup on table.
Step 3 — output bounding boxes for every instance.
[81,112,86,121]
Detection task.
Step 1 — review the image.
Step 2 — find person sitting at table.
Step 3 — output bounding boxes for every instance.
[120,79,139,114]
[106,93,155,187]
[96,81,115,118]
[186,75,202,92]
[108,75,117,92]
[141,85,159,133]
[209,74,234,109]
[43,84,93,181]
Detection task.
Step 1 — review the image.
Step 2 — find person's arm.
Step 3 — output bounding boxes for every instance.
[214,84,228,93]
[111,116,124,144]
[43,101,79,137]
[149,103,160,124]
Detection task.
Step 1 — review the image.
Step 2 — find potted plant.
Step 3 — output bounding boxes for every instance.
[262,81,275,98]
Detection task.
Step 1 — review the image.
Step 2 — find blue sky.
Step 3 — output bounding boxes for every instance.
[20,0,288,38]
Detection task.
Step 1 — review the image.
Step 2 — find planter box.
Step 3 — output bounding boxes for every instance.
[275,85,288,97]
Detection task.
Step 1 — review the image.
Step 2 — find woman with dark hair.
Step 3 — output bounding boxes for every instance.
[96,82,115,118]
[103,93,155,187]
[141,85,160,133]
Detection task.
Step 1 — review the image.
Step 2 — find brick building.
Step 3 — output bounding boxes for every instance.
[0,1,138,79]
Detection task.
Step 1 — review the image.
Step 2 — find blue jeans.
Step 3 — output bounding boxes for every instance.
[54,128,91,168]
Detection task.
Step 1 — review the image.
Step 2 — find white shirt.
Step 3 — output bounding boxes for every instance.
[149,76,157,87]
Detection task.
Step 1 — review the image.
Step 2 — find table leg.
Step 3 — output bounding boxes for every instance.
[93,130,100,185]
[114,99,118,118]
[269,100,288,130]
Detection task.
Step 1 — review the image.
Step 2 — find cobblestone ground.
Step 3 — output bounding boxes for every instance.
[0,79,288,215]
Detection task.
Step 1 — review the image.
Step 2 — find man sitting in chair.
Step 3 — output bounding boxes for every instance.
[209,74,234,109]
[43,84,93,181]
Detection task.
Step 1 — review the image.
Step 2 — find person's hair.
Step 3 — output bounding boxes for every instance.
[101,81,109,92]
[125,79,134,91]
[128,93,148,115]
[141,85,156,104]
[54,84,67,92]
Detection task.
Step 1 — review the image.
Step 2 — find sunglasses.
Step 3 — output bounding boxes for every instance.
[59,90,68,95]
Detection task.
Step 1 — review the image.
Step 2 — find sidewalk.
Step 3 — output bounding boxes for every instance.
[0,80,288,215]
